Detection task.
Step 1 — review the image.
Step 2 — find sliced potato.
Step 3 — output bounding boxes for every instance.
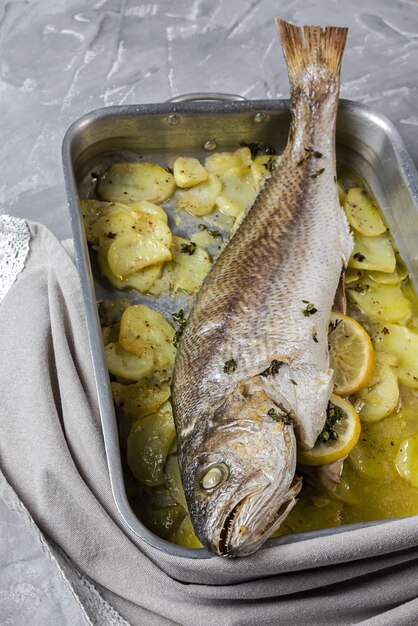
[344,267,362,285]
[104,342,155,381]
[347,277,411,323]
[205,147,252,175]
[169,514,203,548]
[374,324,418,389]
[127,402,176,486]
[216,166,258,219]
[97,162,175,204]
[171,236,211,294]
[107,233,171,279]
[251,155,277,187]
[173,157,208,188]
[111,377,171,420]
[343,188,386,236]
[119,304,176,371]
[368,262,408,286]
[147,264,173,296]
[98,248,162,293]
[395,435,418,487]
[128,200,168,223]
[190,229,223,250]
[357,352,400,422]
[80,200,127,243]
[175,172,222,216]
[165,454,188,510]
[348,232,396,274]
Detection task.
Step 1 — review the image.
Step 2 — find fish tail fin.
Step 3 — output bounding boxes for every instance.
[275,18,347,88]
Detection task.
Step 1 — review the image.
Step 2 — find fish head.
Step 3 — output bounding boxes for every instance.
[181,388,301,557]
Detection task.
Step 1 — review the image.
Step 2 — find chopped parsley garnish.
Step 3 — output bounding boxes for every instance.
[267,408,292,425]
[353,252,366,262]
[172,309,187,347]
[328,318,342,334]
[310,168,325,179]
[180,241,196,255]
[260,359,283,377]
[198,224,222,238]
[240,141,276,158]
[316,401,345,443]
[290,379,298,385]
[223,359,237,374]
[262,158,276,174]
[348,282,369,294]
[312,329,319,343]
[302,302,318,317]
[305,147,323,158]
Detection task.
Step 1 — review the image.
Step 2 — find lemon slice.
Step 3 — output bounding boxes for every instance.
[329,312,374,396]
[298,395,361,466]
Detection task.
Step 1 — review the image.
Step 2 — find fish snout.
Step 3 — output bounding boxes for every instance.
[211,473,302,558]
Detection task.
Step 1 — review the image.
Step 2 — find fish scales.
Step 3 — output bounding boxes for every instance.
[172,18,352,557]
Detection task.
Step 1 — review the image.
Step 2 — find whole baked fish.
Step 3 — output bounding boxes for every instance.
[172,18,352,557]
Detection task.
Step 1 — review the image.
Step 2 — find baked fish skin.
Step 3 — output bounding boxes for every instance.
[172,18,352,557]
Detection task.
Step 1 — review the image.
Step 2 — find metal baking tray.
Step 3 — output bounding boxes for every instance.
[62,95,418,559]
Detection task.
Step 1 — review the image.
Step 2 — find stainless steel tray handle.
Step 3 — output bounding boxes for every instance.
[167,92,247,103]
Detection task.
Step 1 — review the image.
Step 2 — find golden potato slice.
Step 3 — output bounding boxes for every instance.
[344,188,386,236]
[147,264,173,296]
[175,172,222,216]
[111,377,171,420]
[344,267,362,285]
[94,209,172,251]
[98,248,162,293]
[395,435,418,488]
[169,515,203,548]
[173,157,208,188]
[357,352,400,422]
[107,233,172,279]
[205,147,252,175]
[128,200,168,224]
[165,455,188,510]
[368,259,408,286]
[347,277,411,323]
[250,155,277,187]
[216,166,258,218]
[119,304,176,371]
[80,199,127,243]
[127,402,176,486]
[171,236,212,294]
[374,324,418,389]
[348,232,396,274]
[97,162,176,204]
[104,342,155,381]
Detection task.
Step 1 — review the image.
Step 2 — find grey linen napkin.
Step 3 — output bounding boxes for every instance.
[2,217,418,626]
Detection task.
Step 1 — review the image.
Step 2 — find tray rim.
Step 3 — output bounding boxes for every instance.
[62,97,418,560]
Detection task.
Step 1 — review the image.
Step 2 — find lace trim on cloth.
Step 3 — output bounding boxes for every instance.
[0,215,31,304]
[0,472,130,626]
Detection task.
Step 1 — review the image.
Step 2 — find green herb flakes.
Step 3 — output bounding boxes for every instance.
[302,302,318,317]
[260,359,283,377]
[223,359,237,374]
[180,241,197,255]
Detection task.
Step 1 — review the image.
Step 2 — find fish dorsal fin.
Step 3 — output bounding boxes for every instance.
[275,18,348,84]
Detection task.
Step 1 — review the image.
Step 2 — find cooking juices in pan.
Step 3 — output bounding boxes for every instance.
[81,147,418,548]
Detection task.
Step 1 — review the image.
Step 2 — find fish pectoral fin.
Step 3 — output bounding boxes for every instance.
[287,365,334,450]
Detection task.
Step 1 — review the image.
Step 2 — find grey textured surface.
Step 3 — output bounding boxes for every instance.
[1,0,418,623]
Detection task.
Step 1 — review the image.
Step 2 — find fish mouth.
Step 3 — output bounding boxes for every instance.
[217,495,249,557]
[213,477,301,558]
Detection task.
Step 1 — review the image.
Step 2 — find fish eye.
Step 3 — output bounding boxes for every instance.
[200,463,229,491]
